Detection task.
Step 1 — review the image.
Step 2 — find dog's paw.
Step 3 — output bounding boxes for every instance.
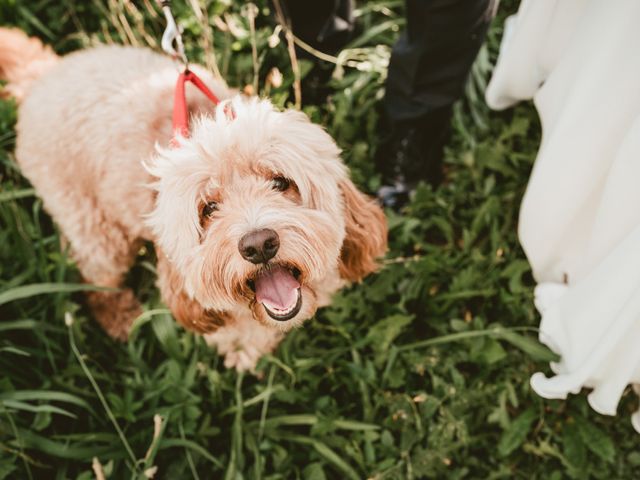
[87,289,141,341]
[204,318,283,373]
[221,344,266,372]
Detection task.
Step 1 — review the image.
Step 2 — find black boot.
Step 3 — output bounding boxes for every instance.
[375,105,452,209]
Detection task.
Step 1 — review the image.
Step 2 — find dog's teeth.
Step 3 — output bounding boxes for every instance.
[263,302,296,316]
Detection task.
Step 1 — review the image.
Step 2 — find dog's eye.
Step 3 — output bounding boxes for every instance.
[271,176,290,192]
[202,201,218,218]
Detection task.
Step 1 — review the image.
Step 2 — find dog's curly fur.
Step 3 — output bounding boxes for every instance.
[0,29,387,371]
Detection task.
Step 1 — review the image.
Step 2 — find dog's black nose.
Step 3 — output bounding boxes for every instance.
[238,229,280,264]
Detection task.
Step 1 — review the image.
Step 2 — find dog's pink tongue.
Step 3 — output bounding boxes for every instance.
[255,267,300,310]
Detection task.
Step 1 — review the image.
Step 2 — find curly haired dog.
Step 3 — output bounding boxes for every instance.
[0,29,387,370]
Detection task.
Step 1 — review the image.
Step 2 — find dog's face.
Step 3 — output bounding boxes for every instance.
[147,97,386,332]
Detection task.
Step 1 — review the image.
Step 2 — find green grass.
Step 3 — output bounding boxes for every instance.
[1,1,639,478]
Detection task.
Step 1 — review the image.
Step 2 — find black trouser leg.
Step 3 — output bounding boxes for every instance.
[277,0,354,55]
[378,0,494,185]
[275,0,354,103]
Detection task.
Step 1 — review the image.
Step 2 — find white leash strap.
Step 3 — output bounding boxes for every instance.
[160,0,188,66]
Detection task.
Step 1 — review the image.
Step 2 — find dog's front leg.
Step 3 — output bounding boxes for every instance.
[204,315,284,372]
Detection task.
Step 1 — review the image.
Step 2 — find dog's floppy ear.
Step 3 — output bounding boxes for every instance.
[338,179,388,282]
[156,249,228,333]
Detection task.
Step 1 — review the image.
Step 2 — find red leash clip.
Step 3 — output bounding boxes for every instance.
[171,69,235,146]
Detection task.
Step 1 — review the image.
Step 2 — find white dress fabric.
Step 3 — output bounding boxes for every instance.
[486,0,640,432]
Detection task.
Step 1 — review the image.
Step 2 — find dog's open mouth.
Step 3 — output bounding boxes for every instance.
[250,265,302,321]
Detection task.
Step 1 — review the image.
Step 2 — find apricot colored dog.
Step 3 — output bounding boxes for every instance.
[0,29,387,370]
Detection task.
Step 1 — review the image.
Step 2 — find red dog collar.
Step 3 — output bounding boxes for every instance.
[171,69,234,145]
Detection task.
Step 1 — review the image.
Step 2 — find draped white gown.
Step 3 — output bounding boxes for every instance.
[486,0,640,432]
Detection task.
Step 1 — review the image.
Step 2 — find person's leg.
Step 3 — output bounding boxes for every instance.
[278,0,354,55]
[377,0,495,204]
[276,0,354,103]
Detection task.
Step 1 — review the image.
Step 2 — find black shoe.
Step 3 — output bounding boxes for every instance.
[377,181,412,210]
[374,106,452,189]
